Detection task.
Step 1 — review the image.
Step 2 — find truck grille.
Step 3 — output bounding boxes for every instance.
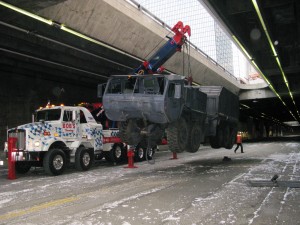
[8,129,26,150]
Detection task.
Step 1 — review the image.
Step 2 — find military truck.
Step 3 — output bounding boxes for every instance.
[97,21,239,153]
[98,74,239,153]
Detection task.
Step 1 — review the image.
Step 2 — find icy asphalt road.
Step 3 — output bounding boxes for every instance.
[1,136,300,225]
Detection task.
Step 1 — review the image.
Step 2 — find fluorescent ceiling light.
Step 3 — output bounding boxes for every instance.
[0,1,53,25]
[251,0,299,121]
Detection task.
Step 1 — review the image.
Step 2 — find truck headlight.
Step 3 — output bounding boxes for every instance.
[34,141,40,147]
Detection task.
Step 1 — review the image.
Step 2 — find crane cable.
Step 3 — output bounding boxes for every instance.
[182,37,193,83]
[187,36,193,78]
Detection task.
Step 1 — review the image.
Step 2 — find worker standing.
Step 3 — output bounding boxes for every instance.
[234,132,244,153]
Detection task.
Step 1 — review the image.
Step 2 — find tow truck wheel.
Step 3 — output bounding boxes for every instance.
[145,147,155,160]
[15,161,31,174]
[134,145,145,162]
[75,147,94,171]
[110,143,126,163]
[43,148,66,176]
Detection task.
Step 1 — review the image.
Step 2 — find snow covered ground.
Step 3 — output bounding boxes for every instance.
[1,137,300,225]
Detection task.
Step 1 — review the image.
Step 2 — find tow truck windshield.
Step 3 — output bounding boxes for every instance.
[36,109,61,122]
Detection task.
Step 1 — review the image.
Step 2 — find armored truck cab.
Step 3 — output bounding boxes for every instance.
[101,74,185,124]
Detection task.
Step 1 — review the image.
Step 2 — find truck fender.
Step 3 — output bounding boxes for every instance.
[41,137,67,151]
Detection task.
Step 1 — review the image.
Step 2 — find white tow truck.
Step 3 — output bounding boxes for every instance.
[4,104,126,175]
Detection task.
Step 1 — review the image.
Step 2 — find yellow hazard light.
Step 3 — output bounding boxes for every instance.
[54,133,59,137]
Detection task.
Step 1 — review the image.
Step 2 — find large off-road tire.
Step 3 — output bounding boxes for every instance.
[166,118,189,153]
[217,124,224,147]
[223,125,231,149]
[110,143,126,163]
[187,124,201,153]
[209,135,220,149]
[119,121,129,143]
[166,124,180,153]
[210,123,225,149]
[75,147,94,171]
[43,148,66,176]
[177,118,190,151]
[119,119,141,145]
[15,161,31,174]
[226,127,237,149]
[134,145,145,162]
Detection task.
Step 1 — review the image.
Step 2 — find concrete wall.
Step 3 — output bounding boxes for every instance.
[0,73,98,146]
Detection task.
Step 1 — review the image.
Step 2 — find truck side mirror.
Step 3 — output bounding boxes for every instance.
[97,83,106,98]
[174,84,181,99]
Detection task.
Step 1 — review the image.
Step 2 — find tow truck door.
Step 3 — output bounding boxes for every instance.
[62,109,79,140]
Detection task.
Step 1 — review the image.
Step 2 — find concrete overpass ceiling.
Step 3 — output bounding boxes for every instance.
[0,0,140,89]
[1,0,298,130]
[202,0,300,125]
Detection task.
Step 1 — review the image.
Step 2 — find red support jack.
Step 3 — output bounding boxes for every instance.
[170,152,178,160]
[7,137,17,180]
[125,145,137,168]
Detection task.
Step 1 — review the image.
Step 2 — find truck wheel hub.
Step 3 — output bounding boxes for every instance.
[53,155,64,170]
[115,146,122,158]
[138,148,144,158]
[82,153,91,166]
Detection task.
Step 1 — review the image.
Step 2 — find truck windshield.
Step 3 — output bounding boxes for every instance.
[36,109,61,122]
[107,76,165,95]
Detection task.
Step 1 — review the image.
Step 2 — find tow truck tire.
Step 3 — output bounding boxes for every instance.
[224,125,232,149]
[145,147,155,160]
[75,147,94,171]
[134,145,145,162]
[110,143,126,164]
[43,148,66,176]
[15,161,31,174]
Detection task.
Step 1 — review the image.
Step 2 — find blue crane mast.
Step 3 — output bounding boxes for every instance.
[133,21,191,75]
